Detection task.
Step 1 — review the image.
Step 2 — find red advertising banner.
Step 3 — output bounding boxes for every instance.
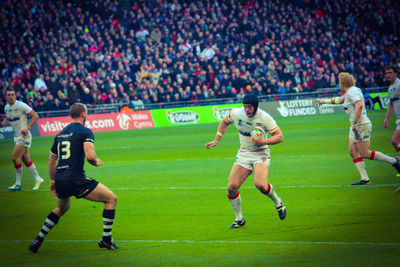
[37,111,154,136]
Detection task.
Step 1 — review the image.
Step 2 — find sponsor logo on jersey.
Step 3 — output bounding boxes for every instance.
[166,110,200,124]
[239,130,251,137]
[8,117,20,122]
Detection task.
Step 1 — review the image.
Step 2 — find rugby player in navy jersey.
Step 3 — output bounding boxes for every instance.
[29,103,118,252]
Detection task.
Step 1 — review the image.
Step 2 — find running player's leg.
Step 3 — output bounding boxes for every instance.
[84,183,118,248]
[349,138,370,185]
[21,149,44,189]
[9,144,26,190]
[356,140,399,170]
[29,197,71,253]
[253,163,286,220]
[391,129,400,156]
[355,123,400,172]
[227,164,250,228]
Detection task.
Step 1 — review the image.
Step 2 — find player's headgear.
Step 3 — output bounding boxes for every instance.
[243,94,259,116]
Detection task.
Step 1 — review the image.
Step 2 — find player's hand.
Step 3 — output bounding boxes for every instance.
[395,186,400,194]
[352,124,357,133]
[251,136,265,146]
[384,118,389,128]
[316,100,325,106]
[205,140,218,149]
[50,182,56,196]
[95,158,104,166]
[21,128,29,135]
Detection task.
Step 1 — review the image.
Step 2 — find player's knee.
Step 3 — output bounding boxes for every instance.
[108,193,118,206]
[11,157,20,165]
[227,185,238,196]
[392,139,398,147]
[360,151,370,159]
[254,181,264,191]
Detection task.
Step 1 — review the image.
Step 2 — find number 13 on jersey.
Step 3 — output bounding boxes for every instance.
[58,141,71,160]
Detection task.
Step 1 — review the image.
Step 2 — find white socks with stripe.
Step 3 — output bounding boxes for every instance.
[228,192,243,220]
[353,157,370,181]
[370,151,396,164]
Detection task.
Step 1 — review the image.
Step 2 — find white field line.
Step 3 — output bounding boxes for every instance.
[104,154,351,164]
[1,184,399,192]
[5,239,400,246]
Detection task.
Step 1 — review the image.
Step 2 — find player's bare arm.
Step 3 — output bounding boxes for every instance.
[316,95,345,106]
[252,127,283,146]
[396,186,400,194]
[0,117,10,128]
[352,101,363,132]
[84,142,103,166]
[384,101,394,128]
[48,152,58,196]
[21,110,39,135]
[205,116,232,149]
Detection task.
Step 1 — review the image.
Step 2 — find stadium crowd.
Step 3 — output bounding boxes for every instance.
[0,0,399,114]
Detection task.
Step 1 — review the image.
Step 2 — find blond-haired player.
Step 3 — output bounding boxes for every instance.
[317,72,400,185]
[0,88,43,190]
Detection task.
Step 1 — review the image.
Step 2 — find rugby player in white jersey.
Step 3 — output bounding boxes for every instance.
[0,88,43,191]
[205,94,286,229]
[317,72,400,185]
[383,66,400,158]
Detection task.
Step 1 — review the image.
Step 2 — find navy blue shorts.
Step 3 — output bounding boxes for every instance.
[55,177,99,199]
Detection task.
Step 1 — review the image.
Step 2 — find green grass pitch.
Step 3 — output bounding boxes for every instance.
[1,110,399,266]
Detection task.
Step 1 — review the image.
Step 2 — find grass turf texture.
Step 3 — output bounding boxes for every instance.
[0,110,399,266]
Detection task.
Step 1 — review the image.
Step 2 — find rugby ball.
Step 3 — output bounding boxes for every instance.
[251,126,266,139]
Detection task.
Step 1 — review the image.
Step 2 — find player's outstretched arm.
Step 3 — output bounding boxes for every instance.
[205,116,232,149]
[84,142,103,166]
[396,186,400,194]
[317,95,345,106]
[0,118,10,128]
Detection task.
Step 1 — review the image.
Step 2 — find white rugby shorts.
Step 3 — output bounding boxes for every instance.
[396,119,400,130]
[14,131,32,148]
[234,148,271,170]
[349,122,372,142]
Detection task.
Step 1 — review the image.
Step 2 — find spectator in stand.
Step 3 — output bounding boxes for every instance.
[34,74,47,92]
[0,0,399,116]
[81,87,95,107]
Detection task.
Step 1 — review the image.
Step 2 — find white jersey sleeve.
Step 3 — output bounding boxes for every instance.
[5,100,33,137]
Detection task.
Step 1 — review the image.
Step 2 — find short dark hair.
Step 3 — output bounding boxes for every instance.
[385,65,398,73]
[70,103,86,118]
[6,88,15,93]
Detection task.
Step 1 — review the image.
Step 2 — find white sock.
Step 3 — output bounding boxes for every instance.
[371,151,396,164]
[353,158,369,181]
[228,193,243,220]
[266,183,281,206]
[27,161,41,181]
[15,164,22,185]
